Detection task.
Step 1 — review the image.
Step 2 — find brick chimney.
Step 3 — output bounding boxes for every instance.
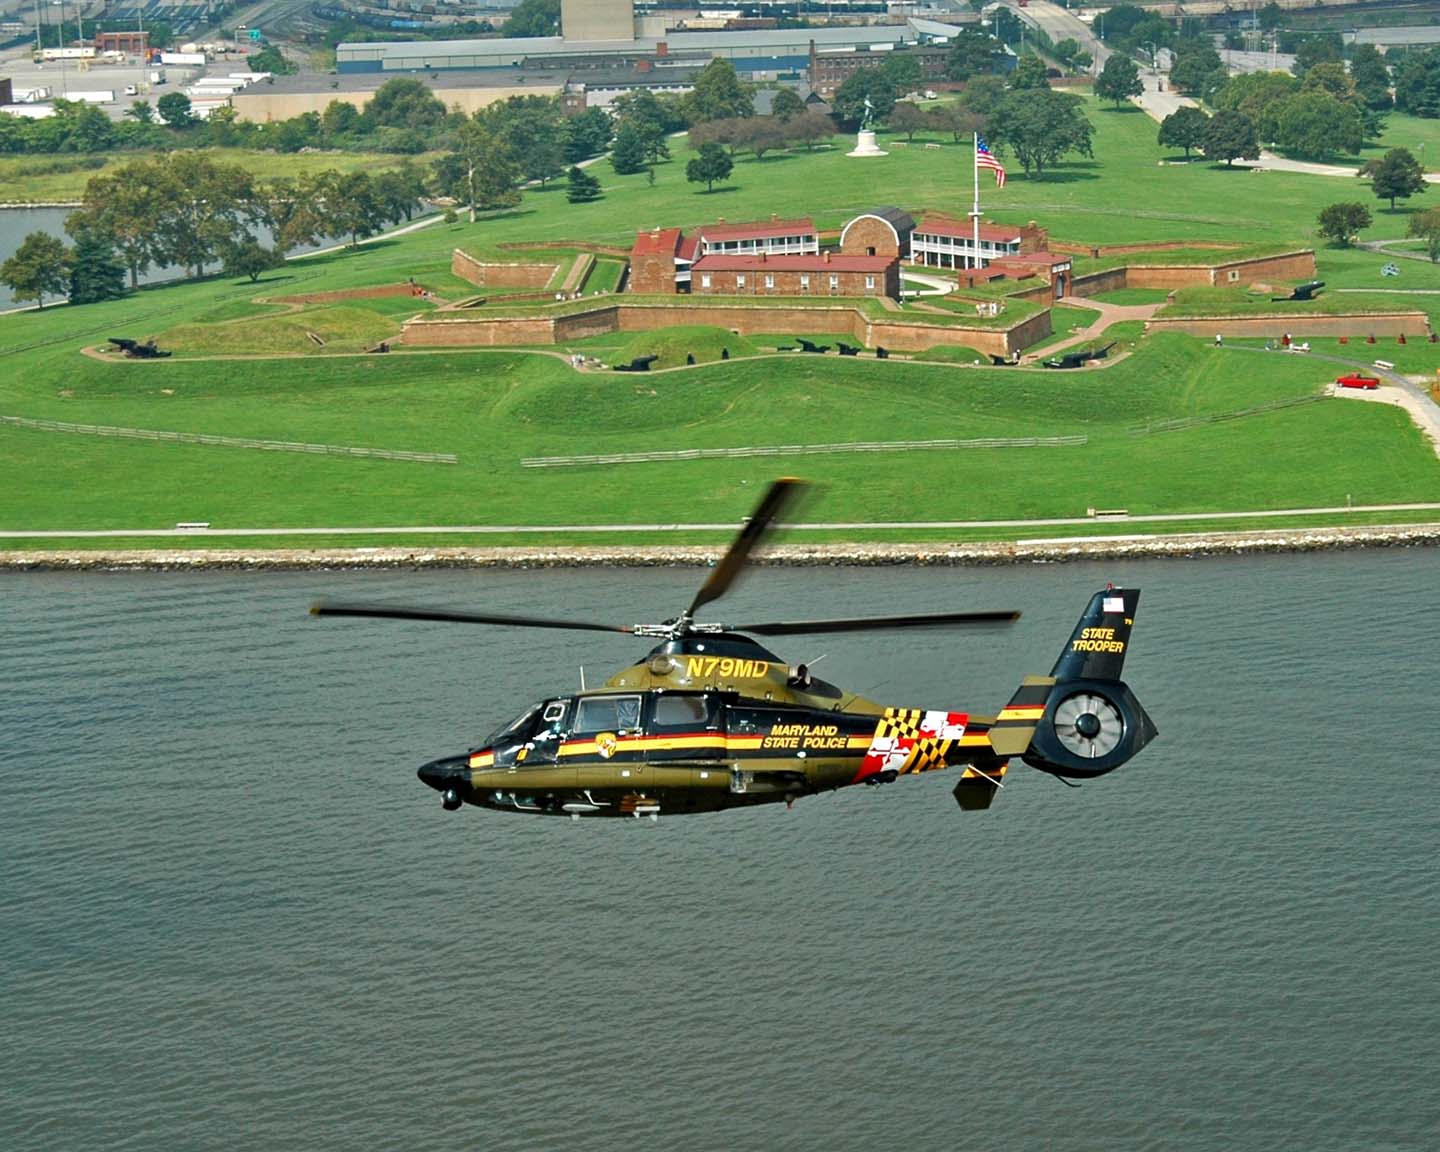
[823,250,831,263]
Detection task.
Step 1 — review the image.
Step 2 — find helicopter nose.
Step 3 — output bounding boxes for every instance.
[417,755,466,792]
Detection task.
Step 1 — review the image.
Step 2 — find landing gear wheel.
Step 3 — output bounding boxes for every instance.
[442,788,462,811]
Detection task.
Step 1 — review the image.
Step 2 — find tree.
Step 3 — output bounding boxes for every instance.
[1364,147,1426,211]
[960,74,1006,116]
[1292,32,1343,80]
[1170,42,1226,101]
[321,99,361,140]
[1053,38,1081,69]
[611,89,678,163]
[683,58,753,123]
[160,153,260,277]
[316,170,386,247]
[1213,69,1298,143]
[1073,50,1094,72]
[66,229,126,304]
[438,118,521,222]
[156,92,194,127]
[888,101,929,143]
[68,158,174,288]
[505,0,559,37]
[483,96,567,187]
[221,238,285,282]
[609,122,649,175]
[261,174,330,252]
[125,100,155,124]
[985,89,1094,178]
[1274,91,1362,159]
[1301,61,1356,103]
[1406,206,1440,260]
[833,68,897,124]
[686,142,733,192]
[928,102,981,144]
[1,231,69,308]
[247,45,295,75]
[1202,109,1260,167]
[374,166,426,223]
[784,110,835,152]
[1350,44,1393,110]
[1316,201,1371,246]
[1009,54,1050,91]
[1394,47,1440,118]
[880,54,922,95]
[1158,106,1208,159]
[770,87,806,123]
[946,28,1001,83]
[743,118,787,160]
[564,106,612,162]
[366,77,446,132]
[1095,55,1143,109]
[565,165,602,203]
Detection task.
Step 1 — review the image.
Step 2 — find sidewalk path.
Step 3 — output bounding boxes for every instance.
[7,502,1440,540]
[1020,297,1163,363]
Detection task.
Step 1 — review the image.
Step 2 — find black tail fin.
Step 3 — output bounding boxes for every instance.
[1050,586,1139,683]
[1025,584,1157,783]
[1010,587,1157,780]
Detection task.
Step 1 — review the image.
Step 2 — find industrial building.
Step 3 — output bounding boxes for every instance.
[335,0,972,77]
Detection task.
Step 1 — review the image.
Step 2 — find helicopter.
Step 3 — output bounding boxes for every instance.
[311,479,1157,820]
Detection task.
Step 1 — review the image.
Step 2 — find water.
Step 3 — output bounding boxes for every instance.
[3,551,1438,1150]
[0,206,338,308]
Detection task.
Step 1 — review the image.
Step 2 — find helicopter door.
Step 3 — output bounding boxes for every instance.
[644,693,723,790]
[520,698,570,766]
[571,694,646,787]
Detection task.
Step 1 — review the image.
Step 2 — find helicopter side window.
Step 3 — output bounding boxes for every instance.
[651,694,713,731]
[574,695,643,735]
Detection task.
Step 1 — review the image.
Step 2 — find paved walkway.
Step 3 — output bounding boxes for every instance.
[1021,298,1163,363]
[8,503,1440,540]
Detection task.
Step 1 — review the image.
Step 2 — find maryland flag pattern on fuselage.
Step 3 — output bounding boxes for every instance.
[853,708,975,783]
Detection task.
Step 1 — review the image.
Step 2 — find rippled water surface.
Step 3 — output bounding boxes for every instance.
[4,552,1438,1150]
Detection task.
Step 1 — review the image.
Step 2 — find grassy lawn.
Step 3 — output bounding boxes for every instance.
[5,322,1437,538]
[4,95,1440,545]
[1089,288,1173,306]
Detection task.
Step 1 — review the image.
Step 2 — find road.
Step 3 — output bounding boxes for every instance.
[1006,0,1109,70]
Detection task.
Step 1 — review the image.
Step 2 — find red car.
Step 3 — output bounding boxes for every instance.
[1336,373,1381,390]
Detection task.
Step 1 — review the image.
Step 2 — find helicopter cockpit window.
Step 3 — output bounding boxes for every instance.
[485,704,543,748]
[652,694,713,731]
[574,695,643,735]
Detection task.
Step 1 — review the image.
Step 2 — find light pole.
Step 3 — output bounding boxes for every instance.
[51,0,68,96]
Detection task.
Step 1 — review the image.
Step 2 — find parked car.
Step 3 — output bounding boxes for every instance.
[1336,373,1381,390]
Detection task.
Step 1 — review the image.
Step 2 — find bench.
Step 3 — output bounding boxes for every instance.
[174,522,211,531]
[1373,360,1395,371]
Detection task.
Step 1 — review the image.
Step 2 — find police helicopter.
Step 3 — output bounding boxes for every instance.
[311,479,1157,820]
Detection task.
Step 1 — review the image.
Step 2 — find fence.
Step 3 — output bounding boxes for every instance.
[1128,394,1323,436]
[523,435,1086,468]
[1,414,457,463]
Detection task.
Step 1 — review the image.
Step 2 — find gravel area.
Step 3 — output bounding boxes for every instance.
[5,524,1440,570]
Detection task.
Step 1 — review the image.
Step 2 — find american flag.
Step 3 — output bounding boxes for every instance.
[976,136,1006,188]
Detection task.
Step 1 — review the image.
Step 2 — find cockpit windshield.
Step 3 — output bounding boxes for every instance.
[484,704,542,748]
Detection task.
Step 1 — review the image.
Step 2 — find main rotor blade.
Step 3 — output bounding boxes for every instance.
[732,610,1021,637]
[310,603,634,633]
[688,477,806,618]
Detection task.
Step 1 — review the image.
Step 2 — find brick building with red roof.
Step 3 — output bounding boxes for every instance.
[690,251,899,299]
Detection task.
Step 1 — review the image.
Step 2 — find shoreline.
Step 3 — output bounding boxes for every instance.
[4,522,1439,571]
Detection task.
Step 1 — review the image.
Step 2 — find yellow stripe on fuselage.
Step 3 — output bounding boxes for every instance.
[996,706,1046,721]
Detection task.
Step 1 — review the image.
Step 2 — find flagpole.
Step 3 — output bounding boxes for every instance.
[971,131,981,273]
